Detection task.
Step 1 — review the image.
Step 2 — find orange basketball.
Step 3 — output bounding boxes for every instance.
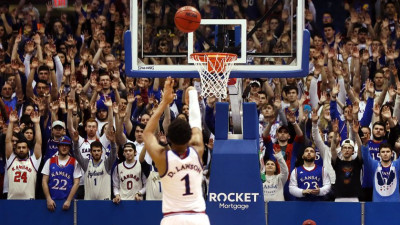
[174,6,201,33]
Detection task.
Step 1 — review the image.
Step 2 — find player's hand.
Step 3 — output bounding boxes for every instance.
[113,194,121,204]
[46,198,56,212]
[62,200,71,210]
[162,77,175,104]
[302,189,312,195]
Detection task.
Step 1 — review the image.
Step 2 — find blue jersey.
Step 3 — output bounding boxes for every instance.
[362,145,400,202]
[296,165,324,201]
[314,147,323,167]
[44,139,60,163]
[49,156,76,200]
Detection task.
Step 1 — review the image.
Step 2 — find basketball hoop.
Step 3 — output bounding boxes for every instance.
[190,53,237,99]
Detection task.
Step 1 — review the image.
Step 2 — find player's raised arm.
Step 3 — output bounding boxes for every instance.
[186,86,205,160]
[143,77,175,176]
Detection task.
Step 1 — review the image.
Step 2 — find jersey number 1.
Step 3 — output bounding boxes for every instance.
[181,174,193,196]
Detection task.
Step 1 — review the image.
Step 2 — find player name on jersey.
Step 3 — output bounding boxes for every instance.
[167,163,202,178]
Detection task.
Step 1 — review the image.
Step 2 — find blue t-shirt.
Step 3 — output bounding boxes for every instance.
[362,145,400,202]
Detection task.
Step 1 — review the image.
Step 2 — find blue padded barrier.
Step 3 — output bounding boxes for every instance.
[77,200,162,225]
[364,202,400,225]
[0,200,73,225]
[268,201,361,225]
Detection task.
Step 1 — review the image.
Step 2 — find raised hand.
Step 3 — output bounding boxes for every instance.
[25,40,35,53]
[106,129,116,143]
[90,102,97,114]
[46,57,54,70]
[273,95,282,110]
[381,106,392,121]
[286,110,296,123]
[366,79,375,95]
[127,92,135,103]
[331,83,340,96]
[118,103,127,118]
[112,102,119,114]
[163,77,175,105]
[157,131,168,145]
[50,100,60,113]
[30,111,40,124]
[46,1,53,12]
[111,79,119,90]
[103,95,112,107]
[31,58,39,69]
[9,110,18,123]
[273,145,281,154]
[15,34,22,43]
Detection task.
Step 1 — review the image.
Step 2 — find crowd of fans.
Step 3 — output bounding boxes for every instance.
[1,0,400,214]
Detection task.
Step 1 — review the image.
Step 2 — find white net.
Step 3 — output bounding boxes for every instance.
[191,53,237,99]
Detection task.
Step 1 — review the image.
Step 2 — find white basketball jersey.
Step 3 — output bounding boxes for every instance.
[117,161,143,200]
[146,166,162,200]
[84,160,111,200]
[161,147,205,213]
[7,157,37,199]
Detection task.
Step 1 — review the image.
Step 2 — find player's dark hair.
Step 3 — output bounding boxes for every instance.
[167,118,192,145]
[379,143,392,152]
[90,141,103,150]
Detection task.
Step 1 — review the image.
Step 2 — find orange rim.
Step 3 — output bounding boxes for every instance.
[190,53,237,63]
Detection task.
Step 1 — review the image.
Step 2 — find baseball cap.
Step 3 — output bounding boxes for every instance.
[58,136,72,146]
[277,125,289,133]
[250,80,261,87]
[341,139,355,148]
[52,121,65,129]
[303,219,317,225]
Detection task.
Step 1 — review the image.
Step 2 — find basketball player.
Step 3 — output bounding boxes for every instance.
[72,129,117,200]
[289,146,331,201]
[6,111,42,199]
[143,77,210,225]
[42,136,82,211]
[112,142,147,203]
